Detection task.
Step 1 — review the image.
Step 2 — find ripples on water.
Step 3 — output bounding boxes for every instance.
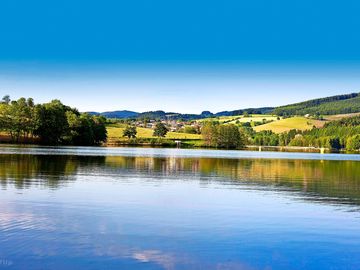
[0,146,360,270]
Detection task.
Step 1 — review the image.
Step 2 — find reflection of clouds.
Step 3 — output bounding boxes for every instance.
[216,262,261,270]
[92,244,180,270]
[0,205,55,232]
[132,249,175,270]
[0,202,262,270]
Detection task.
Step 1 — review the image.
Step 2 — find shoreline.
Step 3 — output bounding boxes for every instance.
[1,141,358,155]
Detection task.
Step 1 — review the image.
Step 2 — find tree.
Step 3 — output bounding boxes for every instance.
[217,124,243,149]
[183,126,199,134]
[92,116,107,144]
[153,122,168,137]
[66,112,107,145]
[34,100,69,145]
[201,122,244,149]
[0,96,107,146]
[1,95,10,104]
[0,97,36,142]
[329,137,341,150]
[347,135,360,151]
[201,121,219,147]
[123,125,137,139]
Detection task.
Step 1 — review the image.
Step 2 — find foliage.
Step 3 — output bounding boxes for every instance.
[34,100,70,144]
[217,124,243,148]
[273,93,360,116]
[253,130,279,146]
[346,135,360,151]
[0,96,107,145]
[201,122,244,149]
[123,125,137,139]
[153,122,168,137]
[249,116,360,150]
[66,112,107,145]
[201,121,219,147]
[0,97,36,142]
[182,126,200,134]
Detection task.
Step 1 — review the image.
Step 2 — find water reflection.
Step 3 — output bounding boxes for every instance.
[0,155,105,189]
[1,149,360,270]
[1,154,360,206]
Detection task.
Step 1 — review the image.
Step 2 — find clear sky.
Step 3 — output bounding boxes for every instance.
[1,0,360,113]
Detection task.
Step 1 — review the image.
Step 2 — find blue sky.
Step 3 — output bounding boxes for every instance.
[0,0,360,112]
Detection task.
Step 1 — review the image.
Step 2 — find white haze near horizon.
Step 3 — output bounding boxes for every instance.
[1,63,360,113]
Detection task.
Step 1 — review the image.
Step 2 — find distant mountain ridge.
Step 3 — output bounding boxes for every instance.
[87,110,139,119]
[87,107,274,120]
[86,92,360,119]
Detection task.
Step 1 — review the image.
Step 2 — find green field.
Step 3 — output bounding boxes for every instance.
[107,124,202,140]
[229,115,279,124]
[198,114,279,124]
[197,115,242,123]
[254,117,326,133]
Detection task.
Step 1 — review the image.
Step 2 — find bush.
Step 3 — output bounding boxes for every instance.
[346,135,360,151]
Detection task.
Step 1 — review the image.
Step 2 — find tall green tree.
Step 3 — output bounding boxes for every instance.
[347,135,360,151]
[201,121,219,147]
[217,124,243,149]
[92,116,107,144]
[34,100,70,145]
[153,122,168,137]
[1,95,10,104]
[201,122,244,149]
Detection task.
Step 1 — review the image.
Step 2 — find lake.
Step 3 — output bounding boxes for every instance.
[0,146,360,270]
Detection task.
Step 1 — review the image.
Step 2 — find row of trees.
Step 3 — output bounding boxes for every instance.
[0,96,107,145]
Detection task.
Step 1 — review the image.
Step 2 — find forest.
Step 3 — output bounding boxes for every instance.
[273,93,360,116]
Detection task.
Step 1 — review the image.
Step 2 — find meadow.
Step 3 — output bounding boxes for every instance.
[197,114,279,124]
[253,117,325,133]
[106,124,202,141]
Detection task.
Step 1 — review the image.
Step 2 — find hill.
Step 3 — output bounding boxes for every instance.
[215,107,274,116]
[87,110,139,119]
[273,93,360,116]
[88,108,275,120]
[87,92,360,120]
[254,117,326,133]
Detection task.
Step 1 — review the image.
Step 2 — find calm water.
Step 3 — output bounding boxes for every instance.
[0,146,360,270]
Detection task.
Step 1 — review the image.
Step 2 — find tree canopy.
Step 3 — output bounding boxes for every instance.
[0,96,107,145]
[201,122,245,149]
[153,122,168,137]
[123,125,137,139]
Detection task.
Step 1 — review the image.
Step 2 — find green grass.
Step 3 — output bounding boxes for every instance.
[229,115,279,124]
[107,125,202,140]
[197,115,242,123]
[197,114,279,124]
[254,117,326,133]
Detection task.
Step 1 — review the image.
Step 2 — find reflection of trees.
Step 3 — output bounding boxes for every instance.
[1,154,359,205]
[0,155,105,189]
[105,156,360,205]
